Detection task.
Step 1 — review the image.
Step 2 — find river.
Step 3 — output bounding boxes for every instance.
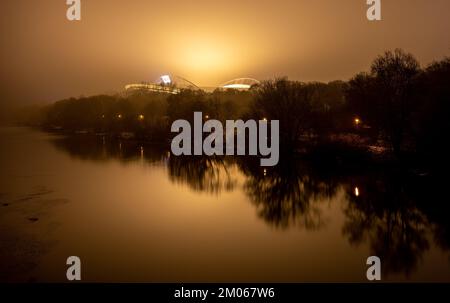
[0,127,449,282]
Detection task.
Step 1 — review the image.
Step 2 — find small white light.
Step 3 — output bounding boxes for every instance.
[161,75,171,84]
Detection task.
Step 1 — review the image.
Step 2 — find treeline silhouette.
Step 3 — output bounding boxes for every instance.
[24,49,450,169]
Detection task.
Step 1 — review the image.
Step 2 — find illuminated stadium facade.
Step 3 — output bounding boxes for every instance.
[125,75,260,94]
[125,75,200,95]
[221,78,260,90]
[125,82,180,94]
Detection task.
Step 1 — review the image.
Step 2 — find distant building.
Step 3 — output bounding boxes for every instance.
[125,82,180,94]
[221,78,260,90]
[125,75,200,95]
[125,75,261,94]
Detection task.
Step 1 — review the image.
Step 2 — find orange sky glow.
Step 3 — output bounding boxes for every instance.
[0,0,449,104]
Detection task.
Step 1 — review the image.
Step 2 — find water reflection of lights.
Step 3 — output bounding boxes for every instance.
[354,187,360,197]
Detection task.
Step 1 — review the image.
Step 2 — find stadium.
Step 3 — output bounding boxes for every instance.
[125,75,260,94]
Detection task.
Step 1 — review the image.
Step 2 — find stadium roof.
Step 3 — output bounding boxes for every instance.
[221,78,260,90]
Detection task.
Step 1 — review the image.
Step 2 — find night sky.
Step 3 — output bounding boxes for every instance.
[1,0,449,104]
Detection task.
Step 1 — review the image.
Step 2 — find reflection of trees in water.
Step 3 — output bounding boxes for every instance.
[433,224,450,261]
[51,135,167,164]
[50,134,450,273]
[167,156,237,194]
[343,172,431,277]
[238,155,340,230]
[412,175,450,261]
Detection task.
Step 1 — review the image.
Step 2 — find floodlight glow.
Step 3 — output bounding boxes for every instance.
[161,75,172,84]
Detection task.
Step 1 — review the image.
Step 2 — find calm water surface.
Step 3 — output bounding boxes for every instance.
[0,127,449,282]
